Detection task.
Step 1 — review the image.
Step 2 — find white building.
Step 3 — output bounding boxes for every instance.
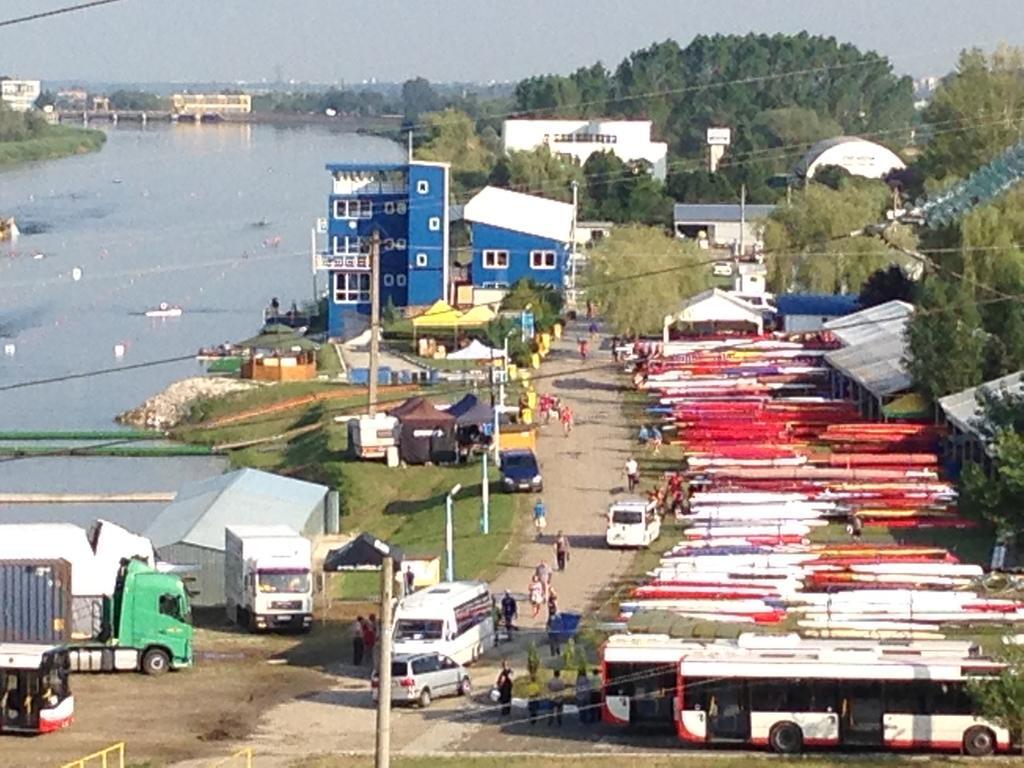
[795,136,906,181]
[502,119,668,180]
[1,79,41,112]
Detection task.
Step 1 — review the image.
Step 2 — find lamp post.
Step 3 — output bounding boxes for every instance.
[445,483,462,582]
[481,450,490,535]
[371,537,394,768]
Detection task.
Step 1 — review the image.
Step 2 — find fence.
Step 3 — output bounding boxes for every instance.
[59,743,125,768]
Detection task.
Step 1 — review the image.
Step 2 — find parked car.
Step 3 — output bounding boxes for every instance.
[499,449,542,492]
[371,652,471,707]
[712,261,733,277]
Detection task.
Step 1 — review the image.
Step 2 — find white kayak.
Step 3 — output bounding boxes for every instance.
[145,302,183,318]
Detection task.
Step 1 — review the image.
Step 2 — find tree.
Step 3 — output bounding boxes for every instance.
[919,47,1024,182]
[498,279,563,332]
[401,77,441,123]
[967,634,1024,753]
[905,278,986,402]
[667,171,740,204]
[858,265,916,308]
[582,151,673,225]
[416,109,495,176]
[959,388,1024,536]
[764,178,917,293]
[585,225,707,335]
[107,89,163,111]
[489,145,585,204]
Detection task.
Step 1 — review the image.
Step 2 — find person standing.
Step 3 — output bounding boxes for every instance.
[351,616,365,666]
[403,565,415,596]
[361,615,377,663]
[554,531,570,572]
[575,668,593,724]
[625,456,640,493]
[496,661,514,716]
[533,497,547,540]
[546,669,567,726]
[500,590,518,640]
[528,574,545,618]
[546,612,561,658]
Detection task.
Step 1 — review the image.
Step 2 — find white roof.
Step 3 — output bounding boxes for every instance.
[446,339,506,360]
[824,300,913,347]
[938,370,1024,439]
[146,468,327,551]
[396,580,488,613]
[823,300,914,397]
[670,288,766,327]
[226,524,302,538]
[796,136,907,180]
[463,186,574,243]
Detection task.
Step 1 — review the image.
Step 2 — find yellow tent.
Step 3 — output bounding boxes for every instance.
[412,300,463,328]
[458,305,496,326]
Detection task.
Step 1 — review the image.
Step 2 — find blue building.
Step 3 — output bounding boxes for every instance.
[323,161,450,339]
[463,186,574,291]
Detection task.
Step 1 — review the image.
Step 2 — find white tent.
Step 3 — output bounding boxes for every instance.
[446,339,506,361]
[663,288,766,340]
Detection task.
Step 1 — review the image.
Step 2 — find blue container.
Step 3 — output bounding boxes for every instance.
[0,560,73,644]
[397,370,413,385]
[549,611,582,643]
[349,368,369,385]
[427,369,441,386]
[377,367,392,385]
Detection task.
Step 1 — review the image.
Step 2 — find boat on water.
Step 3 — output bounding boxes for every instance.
[145,302,183,318]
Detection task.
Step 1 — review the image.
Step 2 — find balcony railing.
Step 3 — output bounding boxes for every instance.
[315,253,371,271]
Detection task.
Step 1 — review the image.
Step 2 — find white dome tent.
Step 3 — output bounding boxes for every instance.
[795,137,906,181]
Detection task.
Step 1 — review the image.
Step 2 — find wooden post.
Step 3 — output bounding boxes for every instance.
[374,555,394,768]
[369,229,382,416]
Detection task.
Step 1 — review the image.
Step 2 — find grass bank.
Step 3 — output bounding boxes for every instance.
[0,124,106,166]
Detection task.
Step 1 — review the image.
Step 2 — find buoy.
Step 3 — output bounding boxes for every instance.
[71,267,83,281]
[113,343,126,358]
[3,343,15,357]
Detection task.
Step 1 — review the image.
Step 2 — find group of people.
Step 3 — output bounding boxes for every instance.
[350,614,379,666]
[638,424,663,454]
[538,394,574,437]
[494,661,603,726]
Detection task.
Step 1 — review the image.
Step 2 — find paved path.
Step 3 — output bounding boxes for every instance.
[489,325,634,632]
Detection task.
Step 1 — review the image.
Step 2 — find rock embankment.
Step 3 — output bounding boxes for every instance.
[117,377,257,430]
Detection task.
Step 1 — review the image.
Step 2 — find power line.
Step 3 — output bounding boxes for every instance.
[0,353,195,392]
[0,0,124,28]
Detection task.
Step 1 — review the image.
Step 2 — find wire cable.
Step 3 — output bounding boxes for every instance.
[0,0,124,28]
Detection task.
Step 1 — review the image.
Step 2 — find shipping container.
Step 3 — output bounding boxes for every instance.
[0,560,72,644]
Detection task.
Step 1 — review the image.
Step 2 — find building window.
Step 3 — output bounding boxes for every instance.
[415,252,429,267]
[383,201,396,215]
[428,216,441,231]
[333,198,372,219]
[383,273,395,287]
[332,236,369,256]
[483,250,509,269]
[530,250,557,270]
[396,274,407,287]
[383,238,395,251]
[396,238,407,250]
[416,180,430,195]
[397,202,408,214]
[334,272,371,303]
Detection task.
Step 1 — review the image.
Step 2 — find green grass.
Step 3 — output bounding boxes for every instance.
[316,343,344,376]
[0,124,106,166]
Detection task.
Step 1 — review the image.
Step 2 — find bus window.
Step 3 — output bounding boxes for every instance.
[928,682,973,715]
[885,681,930,713]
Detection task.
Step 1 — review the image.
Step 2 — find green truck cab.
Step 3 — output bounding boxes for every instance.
[83,558,194,675]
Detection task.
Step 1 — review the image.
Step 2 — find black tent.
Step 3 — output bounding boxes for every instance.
[392,397,457,465]
[323,532,405,571]
[448,394,494,426]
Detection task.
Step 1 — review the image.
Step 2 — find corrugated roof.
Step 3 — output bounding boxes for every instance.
[824,300,913,347]
[776,294,860,317]
[673,203,776,223]
[938,370,1024,436]
[464,186,574,243]
[146,468,327,551]
[825,332,912,397]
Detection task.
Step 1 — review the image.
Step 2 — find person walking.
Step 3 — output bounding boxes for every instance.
[546,612,562,657]
[496,661,514,716]
[546,669,567,726]
[578,337,589,360]
[361,615,377,663]
[625,456,640,493]
[536,560,552,591]
[554,531,570,572]
[533,497,547,540]
[351,616,365,666]
[575,668,593,724]
[528,574,545,618]
[403,565,415,596]
[559,404,574,437]
[500,590,518,640]
[547,587,559,622]
[650,426,663,455]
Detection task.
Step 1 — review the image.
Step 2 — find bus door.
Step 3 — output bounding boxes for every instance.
[840,682,883,747]
[0,670,39,733]
[705,680,751,742]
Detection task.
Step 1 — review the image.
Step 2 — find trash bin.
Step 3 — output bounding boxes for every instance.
[550,611,582,643]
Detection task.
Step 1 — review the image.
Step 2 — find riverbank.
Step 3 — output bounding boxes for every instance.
[0,124,106,167]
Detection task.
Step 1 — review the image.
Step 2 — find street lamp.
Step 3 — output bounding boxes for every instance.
[371,536,394,768]
[445,483,462,582]
[481,450,490,535]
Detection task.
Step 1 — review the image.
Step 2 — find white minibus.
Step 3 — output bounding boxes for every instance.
[391,581,495,665]
[606,499,661,548]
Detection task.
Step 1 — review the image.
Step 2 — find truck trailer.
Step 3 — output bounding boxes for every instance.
[0,558,193,675]
[225,525,313,632]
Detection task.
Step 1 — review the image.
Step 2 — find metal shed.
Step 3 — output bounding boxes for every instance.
[145,469,329,607]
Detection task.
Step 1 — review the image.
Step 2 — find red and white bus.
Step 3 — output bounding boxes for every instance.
[600,633,983,733]
[674,650,1011,756]
[0,644,74,735]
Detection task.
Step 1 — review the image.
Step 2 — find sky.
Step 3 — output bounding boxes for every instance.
[2,0,1024,85]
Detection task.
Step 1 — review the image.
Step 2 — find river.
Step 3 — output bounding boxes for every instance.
[0,123,404,521]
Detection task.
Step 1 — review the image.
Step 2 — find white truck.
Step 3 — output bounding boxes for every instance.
[224,525,313,633]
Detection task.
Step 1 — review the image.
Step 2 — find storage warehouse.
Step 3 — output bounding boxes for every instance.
[145,469,329,607]
[938,370,1024,475]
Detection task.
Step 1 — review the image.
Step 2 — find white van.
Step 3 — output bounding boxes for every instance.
[391,581,495,665]
[712,261,734,277]
[606,499,662,548]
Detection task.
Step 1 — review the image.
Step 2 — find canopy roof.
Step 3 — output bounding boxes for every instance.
[238,325,318,352]
[323,532,404,571]
[389,396,456,426]
[882,392,931,420]
[458,305,496,325]
[448,394,494,425]
[412,300,463,328]
[447,339,506,361]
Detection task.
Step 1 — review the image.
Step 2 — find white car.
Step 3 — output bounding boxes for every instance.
[712,262,733,277]
[371,652,471,707]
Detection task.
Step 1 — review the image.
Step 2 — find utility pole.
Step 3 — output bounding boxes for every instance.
[569,180,579,308]
[310,226,318,307]
[481,450,490,535]
[368,229,381,416]
[738,183,747,260]
[374,545,394,768]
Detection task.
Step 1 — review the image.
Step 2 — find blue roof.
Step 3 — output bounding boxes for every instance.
[673,203,776,223]
[776,293,860,317]
[326,163,408,173]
